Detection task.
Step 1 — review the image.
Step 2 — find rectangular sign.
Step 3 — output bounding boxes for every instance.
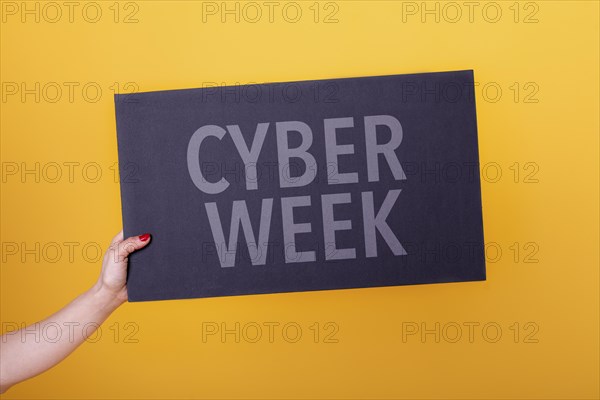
[115,70,486,302]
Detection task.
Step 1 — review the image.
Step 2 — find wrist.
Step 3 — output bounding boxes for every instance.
[89,282,127,309]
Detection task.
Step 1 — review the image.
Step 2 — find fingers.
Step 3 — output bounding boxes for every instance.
[110,230,124,245]
[115,233,152,262]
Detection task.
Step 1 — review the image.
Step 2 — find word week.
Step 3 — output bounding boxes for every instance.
[187,115,407,267]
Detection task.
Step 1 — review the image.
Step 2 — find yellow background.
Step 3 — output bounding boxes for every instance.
[1,0,598,398]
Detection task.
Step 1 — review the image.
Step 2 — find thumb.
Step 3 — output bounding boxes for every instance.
[116,233,151,261]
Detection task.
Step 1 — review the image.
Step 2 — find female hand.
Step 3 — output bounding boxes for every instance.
[0,230,151,393]
[93,231,151,303]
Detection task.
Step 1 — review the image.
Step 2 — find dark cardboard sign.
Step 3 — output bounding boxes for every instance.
[115,70,486,302]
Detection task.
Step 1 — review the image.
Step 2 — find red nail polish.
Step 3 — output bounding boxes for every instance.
[139,233,151,242]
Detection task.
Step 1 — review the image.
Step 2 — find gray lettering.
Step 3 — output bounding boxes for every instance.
[364,115,406,182]
[324,117,359,185]
[276,121,317,188]
[227,123,269,190]
[205,199,273,267]
[362,190,406,257]
[281,196,315,263]
[187,125,230,194]
[321,192,356,260]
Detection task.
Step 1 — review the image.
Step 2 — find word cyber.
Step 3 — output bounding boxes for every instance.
[186,115,408,267]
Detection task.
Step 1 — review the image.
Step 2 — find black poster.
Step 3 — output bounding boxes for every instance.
[115,70,486,302]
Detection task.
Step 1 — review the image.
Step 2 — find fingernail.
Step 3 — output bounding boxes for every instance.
[139,233,151,242]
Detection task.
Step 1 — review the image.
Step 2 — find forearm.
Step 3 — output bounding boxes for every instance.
[0,285,123,392]
[0,231,149,393]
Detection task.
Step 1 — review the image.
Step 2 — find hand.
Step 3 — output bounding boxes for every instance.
[0,230,152,393]
[93,231,151,303]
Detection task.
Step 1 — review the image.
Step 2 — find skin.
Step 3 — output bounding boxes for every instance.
[0,231,150,393]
